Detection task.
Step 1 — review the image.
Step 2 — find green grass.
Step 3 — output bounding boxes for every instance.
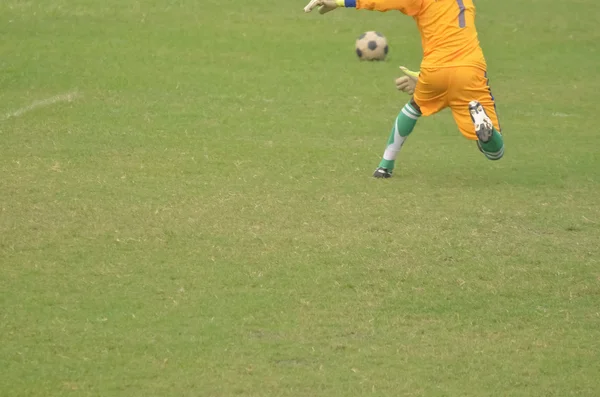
[1,0,599,396]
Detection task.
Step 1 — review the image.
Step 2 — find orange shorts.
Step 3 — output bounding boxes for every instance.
[413,66,500,140]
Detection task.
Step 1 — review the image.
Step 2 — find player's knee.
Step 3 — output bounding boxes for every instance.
[409,97,421,114]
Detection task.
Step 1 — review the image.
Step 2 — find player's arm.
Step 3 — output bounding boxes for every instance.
[356,0,420,15]
[304,0,420,15]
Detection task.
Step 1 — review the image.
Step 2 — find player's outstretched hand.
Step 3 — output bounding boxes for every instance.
[304,0,340,14]
[395,66,420,95]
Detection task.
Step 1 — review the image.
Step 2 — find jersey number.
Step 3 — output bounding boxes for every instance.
[456,0,466,28]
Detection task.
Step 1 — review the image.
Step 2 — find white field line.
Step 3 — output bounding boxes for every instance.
[1,91,81,120]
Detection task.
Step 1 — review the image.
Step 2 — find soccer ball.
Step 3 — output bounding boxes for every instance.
[355,31,388,61]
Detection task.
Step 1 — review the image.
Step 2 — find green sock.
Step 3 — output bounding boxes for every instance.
[479,128,504,160]
[378,103,421,170]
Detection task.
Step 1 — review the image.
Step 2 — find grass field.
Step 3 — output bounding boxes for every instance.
[1,0,599,396]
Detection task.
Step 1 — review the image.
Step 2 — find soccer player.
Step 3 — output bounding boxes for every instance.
[304,0,505,178]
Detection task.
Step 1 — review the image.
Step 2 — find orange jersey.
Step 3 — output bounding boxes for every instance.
[356,0,487,70]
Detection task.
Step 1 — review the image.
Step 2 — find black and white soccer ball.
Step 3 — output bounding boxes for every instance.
[355,31,388,61]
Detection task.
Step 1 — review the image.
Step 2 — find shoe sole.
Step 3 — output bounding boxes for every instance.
[469,101,493,143]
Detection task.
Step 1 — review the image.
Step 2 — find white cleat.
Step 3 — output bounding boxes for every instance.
[469,101,494,143]
[373,167,393,178]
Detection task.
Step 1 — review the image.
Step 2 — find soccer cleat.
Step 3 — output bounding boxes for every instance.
[469,100,493,143]
[373,167,393,178]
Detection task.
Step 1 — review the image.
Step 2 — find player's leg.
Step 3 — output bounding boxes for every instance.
[373,98,422,178]
[449,68,504,160]
[469,100,504,160]
[373,68,448,178]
